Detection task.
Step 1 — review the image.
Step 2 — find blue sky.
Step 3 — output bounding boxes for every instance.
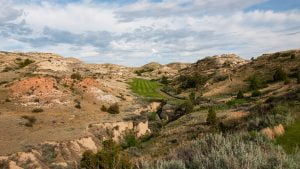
[0,0,299,66]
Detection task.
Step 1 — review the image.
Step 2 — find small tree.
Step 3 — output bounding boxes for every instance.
[207,107,217,125]
[273,68,287,82]
[237,90,244,99]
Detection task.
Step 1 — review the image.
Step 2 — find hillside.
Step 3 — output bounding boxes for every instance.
[0,50,300,169]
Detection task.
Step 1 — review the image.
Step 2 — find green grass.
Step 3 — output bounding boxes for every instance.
[226,98,247,108]
[129,78,164,99]
[277,119,300,153]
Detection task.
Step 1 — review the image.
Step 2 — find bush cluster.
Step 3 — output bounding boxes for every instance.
[18,58,34,68]
[121,130,138,149]
[160,76,170,85]
[179,73,208,89]
[247,103,293,131]
[140,133,298,169]
[273,68,288,82]
[80,140,132,169]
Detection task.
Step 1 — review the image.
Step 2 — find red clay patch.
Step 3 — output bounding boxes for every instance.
[75,77,98,90]
[10,77,57,97]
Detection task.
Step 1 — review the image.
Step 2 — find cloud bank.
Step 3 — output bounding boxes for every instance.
[0,0,300,66]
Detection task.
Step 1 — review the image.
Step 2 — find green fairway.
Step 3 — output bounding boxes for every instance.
[129,78,164,99]
[277,119,300,153]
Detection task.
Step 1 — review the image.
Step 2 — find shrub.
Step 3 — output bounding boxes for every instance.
[226,99,246,108]
[251,90,262,97]
[32,108,44,113]
[248,75,261,90]
[188,92,196,105]
[41,144,57,162]
[101,105,107,112]
[284,78,291,84]
[107,103,120,114]
[291,54,296,59]
[213,75,228,82]
[179,73,208,89]
[140,133,298,169]
[80,140,132,169]
[74,99,81,109]
[71,72,82,80]
[178,100,194,114]
[246,103,293,131]
[206,107,217,125]
[148,112,157,121]
[121,130,138,149]
[296,72,300,84]
[135,70,142,76]
[18,59,34,68]
[161,76,170,85]
[2,67,13,72]
[273,68,287,82]
[141,160,186,169]
[236,90,244,99]
[22,115,37,127]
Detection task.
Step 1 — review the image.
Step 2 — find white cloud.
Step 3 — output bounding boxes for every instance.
[0,0,299,66]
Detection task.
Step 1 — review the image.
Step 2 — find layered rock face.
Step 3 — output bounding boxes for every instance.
[0,120,151,169]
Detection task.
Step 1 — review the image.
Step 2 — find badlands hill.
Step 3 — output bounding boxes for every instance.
[0,49,300,169]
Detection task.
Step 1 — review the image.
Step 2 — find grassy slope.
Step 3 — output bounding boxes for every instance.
[129,78,164,99]
[277,119,300,153]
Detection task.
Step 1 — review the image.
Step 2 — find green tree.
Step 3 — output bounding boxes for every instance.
[207,107,217,125]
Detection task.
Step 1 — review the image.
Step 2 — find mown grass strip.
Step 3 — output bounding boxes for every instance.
[129,78,164,99]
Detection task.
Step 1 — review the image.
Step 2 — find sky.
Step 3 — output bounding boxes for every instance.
[0,0,300,66]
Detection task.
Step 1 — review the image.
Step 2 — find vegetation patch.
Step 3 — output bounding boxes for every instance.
[17,58,34,68]
[21,115,37,127]
[226,98,247,108]
[80,140,132,169]
[140,133,298,169]
[107,103,120,114]
[71,72,82,80]
[129,78,164,99]
[277,118,300,153]
[32,108,44,113]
